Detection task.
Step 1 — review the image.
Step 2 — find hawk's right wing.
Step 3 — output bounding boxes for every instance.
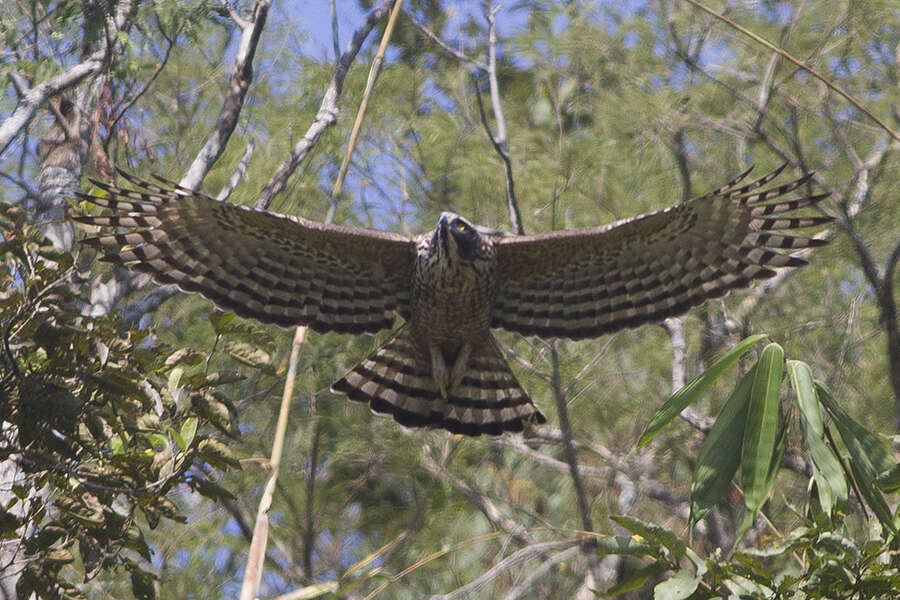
[492,165,832,340]
[76,171,416,334]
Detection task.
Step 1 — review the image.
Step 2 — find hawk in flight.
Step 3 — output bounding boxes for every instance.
[76,165,830,435]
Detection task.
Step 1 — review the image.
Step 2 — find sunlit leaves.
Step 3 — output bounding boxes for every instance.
[638,334,767,447]
[0,206,248,599]
[647,335,899,543]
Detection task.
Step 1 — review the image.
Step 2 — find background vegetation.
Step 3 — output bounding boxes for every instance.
[1,0,899,597]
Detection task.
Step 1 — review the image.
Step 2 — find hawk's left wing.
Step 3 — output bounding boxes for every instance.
[75,171,416,334]
[492,165,831,340]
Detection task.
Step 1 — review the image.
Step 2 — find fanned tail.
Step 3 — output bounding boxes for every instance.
[331,326,545,436]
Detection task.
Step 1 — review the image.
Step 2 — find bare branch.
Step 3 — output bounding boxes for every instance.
[121,285,179,327]
[684,0,900,143]
[406,12,487,69]
[1,56,105,157]
[240,326,308,600]
[329,0,340,63]
[255,0,394,210]
[420,452,532,545]
[430,540,578,600]
[483,6,522,234]
[216,139,255,201]
[181,0,271,190]
[502,546,579,600]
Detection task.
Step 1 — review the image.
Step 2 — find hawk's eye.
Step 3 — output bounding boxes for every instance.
[456,221,467,231]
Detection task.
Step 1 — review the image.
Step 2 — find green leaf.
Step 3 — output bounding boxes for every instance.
[654,570,701,600]
[197,438,241,471]
[690,364,754,525]
[208,310,236,334]
[741,343,784,514]
[224,340,273,372]
[593,535,654,557]
[876,462,900,493]
[790,361,847,516]
[130,566,157,600]
[816,381,895,477]
[180,418,198,449]
[601,560,669,597]
[611,515,685,560]
[763,416,789,498]
[817,381,897,531]
[164,348,204,368]
[639,334,767,447]
[848,456,895,533]
[816,533,860,561]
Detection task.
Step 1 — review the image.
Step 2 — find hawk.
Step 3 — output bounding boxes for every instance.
[76,164,830,435]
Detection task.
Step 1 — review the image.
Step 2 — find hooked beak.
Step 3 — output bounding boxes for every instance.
[436,212,454,255]
[438,212,453,236]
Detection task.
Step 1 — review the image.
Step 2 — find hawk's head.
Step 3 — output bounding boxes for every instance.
[433,212,495,263]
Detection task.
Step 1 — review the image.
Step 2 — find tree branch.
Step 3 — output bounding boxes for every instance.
[420,452,532,546]
[181,0,271,190]
[255,0,394,210]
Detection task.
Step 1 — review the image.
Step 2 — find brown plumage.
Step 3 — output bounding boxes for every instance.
[75,164,831,435]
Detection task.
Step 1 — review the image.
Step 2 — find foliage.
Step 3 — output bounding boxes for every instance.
[610,515,900,600]
[0,206,254,598]
[621,336,900,598]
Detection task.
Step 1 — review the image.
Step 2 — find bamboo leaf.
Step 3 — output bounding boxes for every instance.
[790,361,847,516]
[638,334,767,447]
[817,381,896,531]
[690,364,755,525]
[816,381,896,477]
[741,343,784,514]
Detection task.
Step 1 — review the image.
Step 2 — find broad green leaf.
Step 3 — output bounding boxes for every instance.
[690,364,754,525]
[816,381,895,477]
[789,361,821,436]
[208,310,236,334]
[600,560,669,597]
[130,567,156,600]
[816,533,860,561]
[167,367,184,392]
[180,418,198,449]
[762,419,788,498]
[817,381,897,531]
[593,534,654,557]
[164,348,204,368]
[684,547,707,577]
[611,515,685,560]
[654,570,701,600]
[739,534,814,558]
[197,438,241,471]
[741,343,784,514]
[790,361,847,516]
[847,455,896,533]
[639,334,767,447]
[224,340,273,372]
[876,462,900,493]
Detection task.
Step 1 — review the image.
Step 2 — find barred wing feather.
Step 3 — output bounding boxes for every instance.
[492,166,831,340]
[75,171,416,334]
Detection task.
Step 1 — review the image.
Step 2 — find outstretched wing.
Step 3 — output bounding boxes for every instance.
[75,171,416,334]
[492,165,831,339]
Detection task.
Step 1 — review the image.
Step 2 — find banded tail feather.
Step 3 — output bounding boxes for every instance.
[331,326,546,436]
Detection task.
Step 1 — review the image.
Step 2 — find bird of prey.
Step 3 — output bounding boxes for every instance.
[76,164,830,435]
